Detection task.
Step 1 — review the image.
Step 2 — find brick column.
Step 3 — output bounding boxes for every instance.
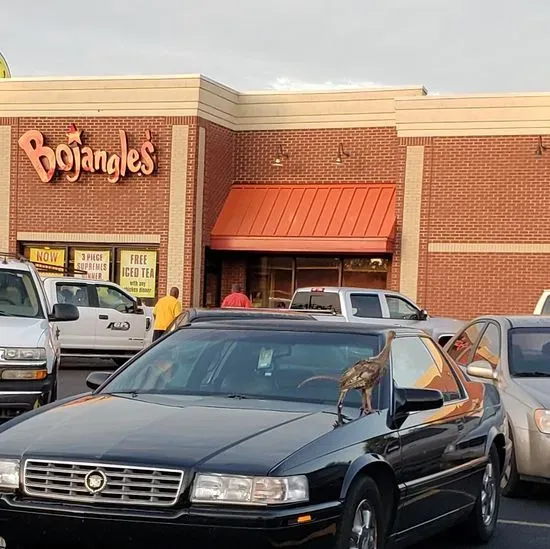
[0,126,10,252]
[399,145,424,302]
[166,125,190,296]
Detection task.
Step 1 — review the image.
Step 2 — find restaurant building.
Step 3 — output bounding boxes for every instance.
[0,74,549,319]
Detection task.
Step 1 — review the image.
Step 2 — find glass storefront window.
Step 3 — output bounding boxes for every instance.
[295,257,339,289]
[249,256,293,308]
[21,243,159,306]
[342,257,389,289]
[247,255,391,308]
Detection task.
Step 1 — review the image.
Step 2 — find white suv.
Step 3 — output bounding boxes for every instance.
[42,277,153,365]
[0,254,79,421]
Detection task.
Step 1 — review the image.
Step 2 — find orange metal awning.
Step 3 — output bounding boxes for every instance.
[210,184,396,253]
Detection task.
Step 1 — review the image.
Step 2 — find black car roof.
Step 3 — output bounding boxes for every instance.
[179,318,425,336]
[186,307,316,321]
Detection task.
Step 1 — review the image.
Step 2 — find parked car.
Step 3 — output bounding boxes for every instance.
[0,319,506,548]
[533,290,550,315]
[0,254,79,422]
[41,277,153,366]
[290,286,464,346]
[445,315,550,498]
[165,306,335,332]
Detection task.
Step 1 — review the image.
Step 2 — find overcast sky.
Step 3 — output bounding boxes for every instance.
[2,0,550,94]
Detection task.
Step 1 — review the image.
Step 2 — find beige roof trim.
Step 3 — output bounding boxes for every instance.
[0,74,426,130]
[17,232,161,244]
[429,242,550,253]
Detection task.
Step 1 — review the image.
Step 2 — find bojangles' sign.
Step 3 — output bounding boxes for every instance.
[18,124,156,183]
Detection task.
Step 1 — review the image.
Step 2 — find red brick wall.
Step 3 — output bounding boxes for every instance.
[418,135,548,319]
[10,116,199,303]
[235,127,399,183]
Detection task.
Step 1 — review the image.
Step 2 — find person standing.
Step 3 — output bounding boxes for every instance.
[221,283,252,308]
[152,287,182,341]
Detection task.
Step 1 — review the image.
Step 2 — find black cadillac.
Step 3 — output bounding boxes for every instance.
[0,320,508,549]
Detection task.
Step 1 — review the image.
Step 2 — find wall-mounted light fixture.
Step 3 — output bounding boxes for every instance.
[335,143,350,165]
[536,136,547,156]
[272,144,289,167]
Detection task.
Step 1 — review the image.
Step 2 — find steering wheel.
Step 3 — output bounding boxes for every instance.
[0,297,16,305]
[297,375,340,390]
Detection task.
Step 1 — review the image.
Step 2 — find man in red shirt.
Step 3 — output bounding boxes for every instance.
[221,283,252,308]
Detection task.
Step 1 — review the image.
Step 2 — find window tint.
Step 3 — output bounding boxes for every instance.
[508,328,550,377]
[447,322,486,366]
[423,338,463,401]
[542,297,550,315]
[97,285,134,312]
[392,336,447,395]
[56,283,90,307]
[473,323,500,369]
[102,328,387,409]
[290,291,341,313]
[350,294,382,318]
[386,295,419,319]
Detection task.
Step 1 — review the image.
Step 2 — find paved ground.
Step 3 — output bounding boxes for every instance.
[59,361,550,549]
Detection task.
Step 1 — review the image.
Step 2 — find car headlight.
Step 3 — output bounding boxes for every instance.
[534,409,550,434]
[1,348,46,361]
[191,473,309,505]
[0,460,20,491]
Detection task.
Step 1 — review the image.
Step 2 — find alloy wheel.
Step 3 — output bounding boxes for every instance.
[349,499,377,549]
[481,462,497,526]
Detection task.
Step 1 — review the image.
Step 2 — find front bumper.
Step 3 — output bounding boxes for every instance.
[514,425,550,480]
[0,377,54,422]
[0,496,341,549]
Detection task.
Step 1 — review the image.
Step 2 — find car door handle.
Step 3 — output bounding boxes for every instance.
[99,314,109,320]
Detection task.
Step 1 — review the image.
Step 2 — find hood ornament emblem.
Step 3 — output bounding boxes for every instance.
[84,469,107,494]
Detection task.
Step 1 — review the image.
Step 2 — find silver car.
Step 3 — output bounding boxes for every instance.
[444,315,550,497]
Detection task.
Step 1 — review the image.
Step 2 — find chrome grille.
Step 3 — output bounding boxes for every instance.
[23,459,184,507]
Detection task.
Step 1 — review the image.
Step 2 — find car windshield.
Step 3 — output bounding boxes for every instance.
[0,269,44,318]
[508,327,550,377]
[102,327,385,408]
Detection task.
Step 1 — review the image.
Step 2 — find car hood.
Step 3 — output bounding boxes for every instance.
[513,378,550,408]
[0,317,48,347]
[0,393,340,474]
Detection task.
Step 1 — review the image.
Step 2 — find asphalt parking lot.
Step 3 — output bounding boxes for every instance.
[59,361,550,549]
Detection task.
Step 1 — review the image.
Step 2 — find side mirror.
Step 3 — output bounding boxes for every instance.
[49,303,79,322]
[417,309,429,321]
[394,387,444,416]
[466,360,497,381]
[136,298,143,307]
[86,371,112,391]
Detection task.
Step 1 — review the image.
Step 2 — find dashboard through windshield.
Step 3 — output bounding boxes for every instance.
[102,328,383,407]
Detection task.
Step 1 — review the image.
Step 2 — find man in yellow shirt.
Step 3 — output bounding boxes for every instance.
[152,287,182,341]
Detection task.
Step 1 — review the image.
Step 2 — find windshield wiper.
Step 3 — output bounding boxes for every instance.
[515,372,550,377]
[224,393,251,400]
[0,311,8,316]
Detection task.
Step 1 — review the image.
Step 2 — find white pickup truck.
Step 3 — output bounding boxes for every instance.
[290,286,465,346]
[42,277,154,365]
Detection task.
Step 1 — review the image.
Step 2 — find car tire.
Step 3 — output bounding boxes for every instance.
[336,475,387,549]
[463,445,501,544]
[501,428,530,499]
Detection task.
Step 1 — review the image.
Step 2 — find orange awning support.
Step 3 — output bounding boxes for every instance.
[210,184,396,253]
